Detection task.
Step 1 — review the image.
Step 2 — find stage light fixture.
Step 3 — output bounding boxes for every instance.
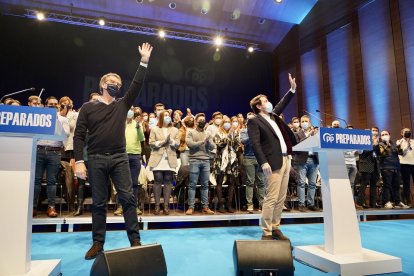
[98,18,105,26]
[136,0,144,3]
[36,12,45,21]
[258,18,265,24]
[158,30,166,38]
[248,46,254,53]
[275,0,283,3]
[169,2,176,9]
[216,48,220,52]
[214,36,223,46]
[201,8,208,14]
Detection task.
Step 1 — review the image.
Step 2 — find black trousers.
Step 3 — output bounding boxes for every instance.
[356,172,378,206]
[381,170,401,204]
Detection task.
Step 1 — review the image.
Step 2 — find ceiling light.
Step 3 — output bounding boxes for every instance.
[36,12,45,21]
[158,30,166,38]
[169,2,176,9]
[136,0,144,3]
[98,18,105,26]
[274,0,282,3]
[248,46,254,53]
[258,18,265,25]
[201,8,208,14]
[214,36,223,46]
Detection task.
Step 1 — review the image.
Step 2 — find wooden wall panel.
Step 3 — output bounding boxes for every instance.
[358,0,402,135]
[399,0,414,130]
[326,24,360,128]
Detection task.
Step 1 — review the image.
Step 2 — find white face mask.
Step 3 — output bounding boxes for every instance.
[127,110,134,119]
[264,102,273,113]
[381,135,390,142]
[223,122,231,130]
[232,122,239,128]
[214,118,222,126]
[149,118,157,126]
[164,116,171,125]
[143,116,148,121]
[301,122,309,129]
[292,122,300,128]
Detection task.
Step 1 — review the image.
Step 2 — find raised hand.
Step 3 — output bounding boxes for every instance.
[289,73,296,91]
[138,43,153,64]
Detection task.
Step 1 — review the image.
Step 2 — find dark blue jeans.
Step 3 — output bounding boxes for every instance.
[128,154,141,202]
[188,159,210,209]
[88,152,140,244]
[33,149,61,208]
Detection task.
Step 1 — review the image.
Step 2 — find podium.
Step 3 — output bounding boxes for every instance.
[293,128,402,275]
[0,105,64,275]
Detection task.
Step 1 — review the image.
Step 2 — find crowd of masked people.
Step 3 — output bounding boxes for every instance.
[2,94,412,217]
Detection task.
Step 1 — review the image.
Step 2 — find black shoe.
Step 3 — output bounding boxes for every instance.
[298,205,306,212]
[307,205,319,211]
[163,207,170,215]
[261,235,273,240]
[85,242,103,260]
[362,204,370,209]
[131,239,141,247]
[272,229,290,241]
[228,207,235,213]
[154,205,160,215]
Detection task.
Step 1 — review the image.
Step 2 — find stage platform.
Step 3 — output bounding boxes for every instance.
[32,208,414,232]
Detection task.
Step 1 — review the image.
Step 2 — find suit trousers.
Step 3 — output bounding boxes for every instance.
[261,156,291,236]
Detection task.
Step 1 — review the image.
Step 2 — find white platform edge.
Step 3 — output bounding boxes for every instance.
[294,245,402,276]
[26,260,61,276]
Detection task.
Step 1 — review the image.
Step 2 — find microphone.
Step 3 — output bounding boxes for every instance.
[316,109,348,127]
[303,110,323,126]
[38,88,45,100]
[0,87,35,103]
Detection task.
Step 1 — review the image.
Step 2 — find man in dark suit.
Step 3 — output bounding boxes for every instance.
[247,74,297,241]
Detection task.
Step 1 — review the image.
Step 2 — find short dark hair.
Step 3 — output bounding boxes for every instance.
[195,113,206,122]
[250,94,266,114]
[45,96,58,105]
[212,111,222,119]
[154,103,165,111]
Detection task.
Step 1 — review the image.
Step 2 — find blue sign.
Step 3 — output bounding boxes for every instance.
[319,127,372,150]
[0,105,56,135]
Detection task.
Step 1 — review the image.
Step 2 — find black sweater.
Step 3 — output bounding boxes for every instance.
[73,65,147,161]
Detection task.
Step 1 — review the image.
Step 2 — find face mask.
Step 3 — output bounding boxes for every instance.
[223,122,231,130]
[381,135,390,142]
[186,121,194,128]
[301,122,309,129]
[197,120,206,129]
[163,116,171,125]
[156,111,162,118]
[333,125,340,128]
[106,84,121,97]
[264,102,273,113]
[232,122,239,128]
[293,122,300,128]
[48,105,58,109]
[214,119,222,126]
[372,131,378,136]
[149,118,157,126]
[143,116,148,121]
[404,132,411,138]
[127,110,134,119]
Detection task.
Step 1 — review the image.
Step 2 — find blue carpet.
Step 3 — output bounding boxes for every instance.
[32,220,414,275]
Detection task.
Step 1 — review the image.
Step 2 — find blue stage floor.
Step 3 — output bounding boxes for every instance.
[32,219,414,275]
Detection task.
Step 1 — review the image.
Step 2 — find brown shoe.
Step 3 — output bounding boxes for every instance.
[202,207,214,215]
[131,239,141,247]
[85,242,103,260]
[47,207,58,218]
[272,229,290,241]
[261,235,273,240]
[355,204,363,210]
[185,208,193,215]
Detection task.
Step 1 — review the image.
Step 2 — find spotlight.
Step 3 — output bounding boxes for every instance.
[136,0,144,3]
[36,12,45,21]
[274,0,283,3]
[248,46,254,53]
[258,18,265,25]
[169,2,176,9]
[201,8,208,14]
[214,36,223,46]
[216,48,220,52]
[158,30,166,38]
[98,18,105,26]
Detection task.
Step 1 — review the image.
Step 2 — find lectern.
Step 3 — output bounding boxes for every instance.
[293,127,402,275]
[0,105,64,275]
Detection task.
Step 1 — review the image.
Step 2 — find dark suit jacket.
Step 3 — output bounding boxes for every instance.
[292,130,319,166]
[247,113,297,171]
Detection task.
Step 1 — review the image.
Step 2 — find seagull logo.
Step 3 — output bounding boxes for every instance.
[323,133,335,143]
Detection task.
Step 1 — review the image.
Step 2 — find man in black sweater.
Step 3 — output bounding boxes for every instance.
[74,42,153,260]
